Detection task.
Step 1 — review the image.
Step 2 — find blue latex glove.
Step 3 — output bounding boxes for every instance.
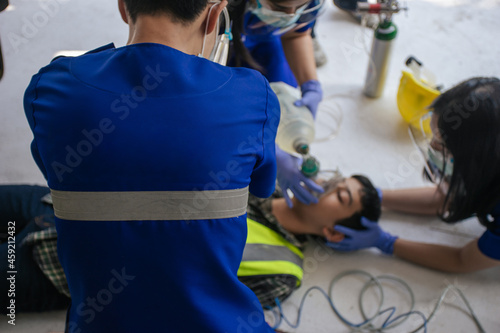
[294,80,323,118]
[276,147,324,208]
[326,217,398,255]
[376,188,383,202]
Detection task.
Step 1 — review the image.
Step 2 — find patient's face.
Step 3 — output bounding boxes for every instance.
[317,177,363,226]
[292,176,364,230]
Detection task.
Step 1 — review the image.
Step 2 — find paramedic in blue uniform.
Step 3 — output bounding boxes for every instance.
[24,1,280,332]
[327,78,500,273]
[229,0,327,207]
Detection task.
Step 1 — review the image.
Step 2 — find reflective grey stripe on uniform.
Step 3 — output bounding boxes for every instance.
[241,243,303,268]
[50,187,249,221]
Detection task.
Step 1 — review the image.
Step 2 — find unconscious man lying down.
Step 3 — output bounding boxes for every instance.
[238,170,381,307]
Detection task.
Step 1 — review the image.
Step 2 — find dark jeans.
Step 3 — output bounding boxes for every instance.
[334,0,366,12]
[0,185,70,313]
[311,20,317,39]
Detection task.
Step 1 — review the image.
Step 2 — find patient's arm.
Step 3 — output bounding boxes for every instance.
[394,238,500,273]
[381,186,446,216]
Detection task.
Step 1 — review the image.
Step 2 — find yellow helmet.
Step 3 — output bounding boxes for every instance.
[397,71,440,134]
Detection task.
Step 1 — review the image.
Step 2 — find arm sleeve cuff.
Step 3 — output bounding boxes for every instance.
[477,230,500,260]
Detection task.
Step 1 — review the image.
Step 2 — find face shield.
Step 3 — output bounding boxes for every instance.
[408,112,454,184]
[199,2,232,66]
[247,0,326,36]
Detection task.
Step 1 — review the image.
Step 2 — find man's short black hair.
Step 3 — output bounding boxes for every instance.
[122,0,209,23]
[335,175,381,230]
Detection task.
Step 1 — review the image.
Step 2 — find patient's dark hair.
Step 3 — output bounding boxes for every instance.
[335,175,381,230]
[122,0,208,23]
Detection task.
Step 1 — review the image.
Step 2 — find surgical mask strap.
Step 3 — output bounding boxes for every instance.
[208,8,232,65]
[199,2,232,65]
[199,2,219,60]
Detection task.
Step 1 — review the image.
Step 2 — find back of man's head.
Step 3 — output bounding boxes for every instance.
[122,0,209,23]
[336,175,381,230]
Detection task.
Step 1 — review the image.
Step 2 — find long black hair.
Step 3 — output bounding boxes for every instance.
[227,0,264,71]
[432,77,500,228]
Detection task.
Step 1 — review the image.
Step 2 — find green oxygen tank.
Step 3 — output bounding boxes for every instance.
[357,0,407,98]
[363,19,398,98]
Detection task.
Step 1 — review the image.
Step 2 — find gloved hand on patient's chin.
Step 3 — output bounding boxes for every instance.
[325,217,398,255]
[294,80,323,119]
[276,146,324,208]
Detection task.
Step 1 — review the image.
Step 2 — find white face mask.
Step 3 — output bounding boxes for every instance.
[427,147,454,181]
[199,2,232,65]
[408,111,454,184]
[251,0,310,28]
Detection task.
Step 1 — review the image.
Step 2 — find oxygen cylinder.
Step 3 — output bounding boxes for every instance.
[270,82,315,156]
[363,20,398,98]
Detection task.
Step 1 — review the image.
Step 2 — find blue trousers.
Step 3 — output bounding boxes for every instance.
[0,185,70,313]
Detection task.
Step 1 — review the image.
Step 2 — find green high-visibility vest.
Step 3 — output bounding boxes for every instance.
[237,218,304,286]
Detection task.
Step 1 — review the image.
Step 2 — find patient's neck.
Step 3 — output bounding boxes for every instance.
[271,198,323,236]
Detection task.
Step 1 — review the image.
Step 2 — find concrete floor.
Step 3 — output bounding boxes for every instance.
[1,0,500,332]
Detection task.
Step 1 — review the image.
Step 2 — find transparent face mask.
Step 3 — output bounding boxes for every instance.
[248,0,325,35]
[199,2,232,66]
[310,169,345,200]
[408,111,454,184]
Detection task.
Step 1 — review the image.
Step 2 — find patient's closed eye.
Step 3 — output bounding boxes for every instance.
[337,187,352,205]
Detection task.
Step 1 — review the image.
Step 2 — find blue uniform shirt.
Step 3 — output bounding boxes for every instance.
[24,43,280,333]
[236,1,320,87]
[478,203,500,260]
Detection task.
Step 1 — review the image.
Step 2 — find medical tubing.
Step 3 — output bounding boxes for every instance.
[267,270,417,332]
[358,275,415,329]
[266,266,486,332]
[329,270,385,329]
[412,285,486,333]
[200,3,224,59]
[222,6,231,37]
[311,95,343,143]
